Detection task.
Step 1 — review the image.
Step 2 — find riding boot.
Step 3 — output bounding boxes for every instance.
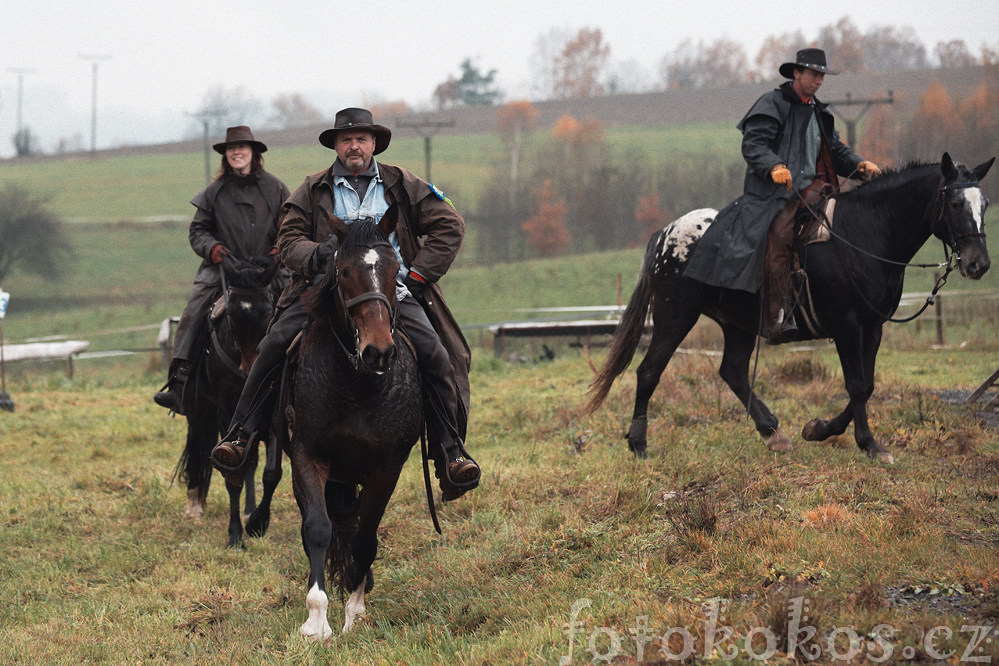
[153,360,192,415]
[762,199,800,344]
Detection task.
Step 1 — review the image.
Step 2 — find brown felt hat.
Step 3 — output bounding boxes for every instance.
[779,48,838,78]
[318,107,392,154]
[213,126,267,154]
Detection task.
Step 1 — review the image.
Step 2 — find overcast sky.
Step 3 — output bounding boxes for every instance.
[1,0,996,157]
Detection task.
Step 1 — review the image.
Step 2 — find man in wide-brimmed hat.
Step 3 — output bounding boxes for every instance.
[154,126,289,414]
[685,48,881,343]
[212,108,480,501]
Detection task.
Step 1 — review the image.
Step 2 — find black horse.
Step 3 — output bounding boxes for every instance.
[277,215,423,639]
[175,253,282,548]
[587,153,993,463]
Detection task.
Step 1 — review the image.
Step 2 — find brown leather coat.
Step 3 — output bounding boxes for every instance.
[276,161,471,409]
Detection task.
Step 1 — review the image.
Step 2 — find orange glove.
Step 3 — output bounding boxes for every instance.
[210,244,230,264]
[857,160,881,179]
[770,164,792,191]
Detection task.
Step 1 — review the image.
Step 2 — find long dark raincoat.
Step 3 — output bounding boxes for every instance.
[684,81,862,293]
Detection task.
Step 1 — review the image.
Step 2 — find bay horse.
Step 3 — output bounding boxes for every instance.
[587,153,993,463]
[175,253,283,548]
[278,215,423,639]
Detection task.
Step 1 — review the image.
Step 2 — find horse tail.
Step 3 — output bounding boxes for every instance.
[585,232,658,413]
[325,481,360,595]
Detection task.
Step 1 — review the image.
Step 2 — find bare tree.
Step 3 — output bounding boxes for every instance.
[11,127,38,157]
[659,38,750,89]
[268,93,324,129]
[935,40,977,68]
[817,16,865,73]
[528,27,573,100]
[193,85,265,137]
[605,59,656,94]
[755,32,808,80]
[862,26,927,71]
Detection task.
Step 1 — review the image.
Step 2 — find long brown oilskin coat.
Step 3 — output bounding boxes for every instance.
[277,162,472,431]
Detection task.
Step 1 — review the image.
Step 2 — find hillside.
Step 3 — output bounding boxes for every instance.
[1,66,987,163]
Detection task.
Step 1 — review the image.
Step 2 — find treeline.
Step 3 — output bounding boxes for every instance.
[469,64,999,265]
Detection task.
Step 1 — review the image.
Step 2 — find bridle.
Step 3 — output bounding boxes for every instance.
[797,175,985,324]
[327,241,400,370]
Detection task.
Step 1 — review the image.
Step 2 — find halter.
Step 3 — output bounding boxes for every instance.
[933,179,987,242]
[327,241,400,370]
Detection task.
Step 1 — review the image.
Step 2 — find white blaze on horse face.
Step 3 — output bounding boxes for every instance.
[236,298,253,313]
[301,583,333,641]
[966,188,986,234]
[653,208,717,276]
[342,580,367,633]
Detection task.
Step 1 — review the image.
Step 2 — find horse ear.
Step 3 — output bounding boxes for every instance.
[941,153,958,180]
[972,157,995,182]
[325,211,348,240]
[379,204,400,237]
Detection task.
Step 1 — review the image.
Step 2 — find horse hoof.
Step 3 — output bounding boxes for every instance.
[766,431,794,453]
[864,447,894,464]
[801,419,826,441]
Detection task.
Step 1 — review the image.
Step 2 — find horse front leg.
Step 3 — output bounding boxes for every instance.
[342,467,402,633]
[242,441,259,518]
[246,434,282,538]
[291,447,334,641]
[805,325,892,462]
[224,479,245,549]
[717,325,789,452]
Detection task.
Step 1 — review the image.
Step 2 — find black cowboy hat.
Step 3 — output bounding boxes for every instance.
[213,125,267,154]
[318,107,392,154]
[779,48,839,79]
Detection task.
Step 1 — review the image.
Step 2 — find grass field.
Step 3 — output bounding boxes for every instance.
[1,344,998,663]
[2,124,999,663]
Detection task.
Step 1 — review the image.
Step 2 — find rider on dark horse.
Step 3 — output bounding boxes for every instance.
[154,126,290,414]
[211,108,481,500]
[684,48,881,343]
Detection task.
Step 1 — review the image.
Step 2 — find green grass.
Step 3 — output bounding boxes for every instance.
[1,348,998,663]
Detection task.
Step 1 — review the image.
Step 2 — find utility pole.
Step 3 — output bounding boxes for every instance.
[6,68,34,132]
[79,54,111,155]
[186,110,226,184]
[825,90,894,148]
[395,116,455,183]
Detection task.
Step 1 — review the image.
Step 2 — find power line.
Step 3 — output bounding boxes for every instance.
[79,54,112,155]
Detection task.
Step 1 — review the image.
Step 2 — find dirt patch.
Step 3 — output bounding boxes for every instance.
[927,389,999,430]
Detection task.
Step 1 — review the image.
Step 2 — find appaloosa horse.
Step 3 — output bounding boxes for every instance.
[175,253,283,547]
[587,153,993,463]
[276,215,423,639]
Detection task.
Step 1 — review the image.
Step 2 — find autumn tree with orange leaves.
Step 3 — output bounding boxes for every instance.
[522,179,570,257]
[551,28,611,98]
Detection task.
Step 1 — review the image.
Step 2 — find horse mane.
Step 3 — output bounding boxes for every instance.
[838,161,939,205]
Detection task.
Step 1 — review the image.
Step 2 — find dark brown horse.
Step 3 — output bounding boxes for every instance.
[587,154,993,463]
[175,254,282,548]
[277,215,423,639]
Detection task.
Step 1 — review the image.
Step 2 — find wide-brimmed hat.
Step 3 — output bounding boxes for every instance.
[318,107,392,154]
[779,48,838,79]
[213,126,267,154]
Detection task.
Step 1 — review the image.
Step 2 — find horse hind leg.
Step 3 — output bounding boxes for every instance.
[627,295,700,458]
[717,324,790,452]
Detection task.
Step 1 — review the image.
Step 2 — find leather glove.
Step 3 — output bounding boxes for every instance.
[857,160,881,179]
[210,244,231,264]
[770,164,792,191]
[309,237,338,274]
[403,270,428,300]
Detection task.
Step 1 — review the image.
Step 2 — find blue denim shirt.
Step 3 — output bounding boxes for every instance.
[331,159,412,299]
